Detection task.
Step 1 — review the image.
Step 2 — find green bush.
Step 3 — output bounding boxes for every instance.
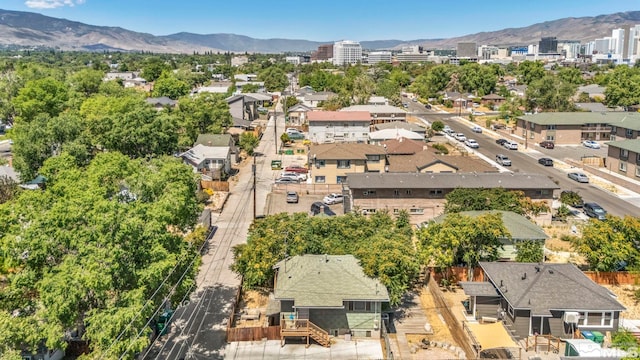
[432,143,449,154]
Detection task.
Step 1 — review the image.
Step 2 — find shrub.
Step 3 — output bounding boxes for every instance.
[432,143,449,154]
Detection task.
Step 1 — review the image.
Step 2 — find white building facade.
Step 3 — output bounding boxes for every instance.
[333,40,363,66]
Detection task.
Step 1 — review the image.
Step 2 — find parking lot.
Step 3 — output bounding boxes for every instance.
[265,191,345,217]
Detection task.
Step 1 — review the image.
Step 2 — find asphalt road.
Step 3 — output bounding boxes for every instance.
[435,116,640,218]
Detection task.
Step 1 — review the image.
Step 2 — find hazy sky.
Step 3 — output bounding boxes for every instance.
[2,0,638,41]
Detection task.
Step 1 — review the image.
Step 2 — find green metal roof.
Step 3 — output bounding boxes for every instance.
[518,112,640,129]
[273,255,390,308]
[432,210,548,240]
[606,139,640,153]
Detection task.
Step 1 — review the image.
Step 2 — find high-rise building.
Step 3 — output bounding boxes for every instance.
[538,37,558,54]
[456,42,477,57]
[367,51,392,64]
[333,40,362,66]
[313,44,334,61]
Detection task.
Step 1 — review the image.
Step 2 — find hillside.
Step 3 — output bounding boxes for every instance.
[1,8,640,53]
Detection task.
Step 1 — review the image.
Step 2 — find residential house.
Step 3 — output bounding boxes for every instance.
[480,94,505,108]
[103,72,137,81]
[231,56,249,67]
[308,143,386,184]
[194,133,240,163]
[226,93,272,129]
[508,85,528,98]
[367,96,389,106]
[340,104,407,126]
[386,151,496,174]
[196,82,232,95]
[123,77,148,89]
[444,92,474,110]
[374,121,427,135]
[608,114,640,141]
[273,254,389,341]
[431,211,548,261]
[574,102,610,112]
[577,84,606,100]
[236,81,266,93]
[344,173,558,224]
[605,139,640,180]
[459,262,625,340]
[307,111,371,144]
[180,144,231,179]
[369,128,424,144]
[145,96,178,110]
[234,74,258,82]
[294,85,315,97]
[302,91,337,108]
[286,103,313,126]
[381,137,425,156]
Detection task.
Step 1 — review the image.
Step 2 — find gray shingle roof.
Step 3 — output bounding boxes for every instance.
[273,255,390,308]
[433,211,548,241]
[606,139,640,153]
[479,262,625,315]
[346,172,559,191]
[194,134,233,147]
[460,282,499,297]
[310,143,386,160]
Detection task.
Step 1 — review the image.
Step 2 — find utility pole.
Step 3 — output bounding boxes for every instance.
[274,107,278,154]
[252,156,257,219]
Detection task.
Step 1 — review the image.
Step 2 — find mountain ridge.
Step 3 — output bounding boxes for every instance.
[1,8,640,53]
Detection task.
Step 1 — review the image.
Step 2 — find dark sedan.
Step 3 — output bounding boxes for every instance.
[495,138,508,146]
[539,141,555,149]
[538,157,554,166]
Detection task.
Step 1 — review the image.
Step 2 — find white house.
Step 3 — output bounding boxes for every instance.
[307,111,370,144]
[180,144,231,177]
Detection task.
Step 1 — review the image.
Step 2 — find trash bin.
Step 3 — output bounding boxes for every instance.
[581,330,594,341]
[592,331,604,344]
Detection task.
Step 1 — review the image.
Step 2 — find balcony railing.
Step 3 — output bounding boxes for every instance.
[582,126,612,132]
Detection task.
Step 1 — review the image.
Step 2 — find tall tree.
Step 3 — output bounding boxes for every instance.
[152,70,191,99]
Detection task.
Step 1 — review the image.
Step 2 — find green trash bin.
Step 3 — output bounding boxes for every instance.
[592,331,604,344]
[285,149,294,155]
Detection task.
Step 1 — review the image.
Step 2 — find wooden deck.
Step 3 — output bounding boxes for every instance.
[280,318,330,347]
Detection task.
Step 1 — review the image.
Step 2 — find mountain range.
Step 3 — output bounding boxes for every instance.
[1,8,640,53]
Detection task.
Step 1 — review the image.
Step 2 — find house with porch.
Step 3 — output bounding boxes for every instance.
[273,254,389,346]
[459,262,625,340]
[194,133,240,163]
[344,172,558,224]
[180,144,231,179]
[286,103,313,126]
[340,104,407,126]
[307,111,371,144]
[308,143,386,184]
[431,211,548,261]
[480,94,506,107]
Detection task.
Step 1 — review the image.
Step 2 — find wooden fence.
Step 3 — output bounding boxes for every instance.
[227,325,281,342]
[200,180,230,192]
[431,266,640,286]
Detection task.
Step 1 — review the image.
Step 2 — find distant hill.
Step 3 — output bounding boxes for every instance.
[1,8,640,53]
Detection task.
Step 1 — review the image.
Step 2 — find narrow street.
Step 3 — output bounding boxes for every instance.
[143,110,283,359]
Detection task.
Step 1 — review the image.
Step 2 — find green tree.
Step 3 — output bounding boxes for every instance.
[240,83,260,93]
[239,132,259,155]
[526,74,577,112]
[259,66,288,92]
[572,216,640,271]
[176,93,232,148]
[430,120,445,133]
[12,77,69,121]
[68,68,105,98]
[445,188,526,215]
[141,57,171,82]
[515,240,544,262]
[517,60,546,85]
[280,132,290,145]
[152,70,191,99]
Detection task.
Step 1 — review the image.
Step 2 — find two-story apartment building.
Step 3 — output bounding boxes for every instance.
[344,172,559,225]
[308,111,371,144]
[605,139,640,180]
[308,143,386,184]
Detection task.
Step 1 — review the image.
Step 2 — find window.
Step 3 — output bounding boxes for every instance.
[363,208,376,214]
[547,124,556,130]
[409,208,424,214]
[406,190,412,195]
[337,160,351,169]
[315,160,325,167]
[367,154,381,162]
[394,189,400,196]
[393,208,400,214]
[315,176,325,184]
[530,122,535,130]
[546,135,555,141]
[508,304,514,318]
[577,311,614,327]
[620,162,627,172]
[611,126,617,133]
[620,149,629,160]
[337,176,347,183]
[636,167,640,178]
[530,132,535,139]
[429,189,443,196]
[363,190,377,196]
[626,129,634,138]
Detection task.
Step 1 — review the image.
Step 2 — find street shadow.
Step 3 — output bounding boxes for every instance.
[143,284,238,360]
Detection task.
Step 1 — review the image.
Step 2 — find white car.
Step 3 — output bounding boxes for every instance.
[280,171,306,181]
[323,193,344,205]
[503,140,518,150]
[582,140,601,149]
[454,133,467,142]
[472,111,485,116]
[464,139,479,148]
[471,125,483,133]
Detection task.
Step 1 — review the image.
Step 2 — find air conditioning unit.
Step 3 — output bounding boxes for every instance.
[563,311,580,324]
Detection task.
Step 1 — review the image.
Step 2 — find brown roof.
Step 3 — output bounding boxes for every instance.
[307,111,371,122]
[387,150,497,173]
[381,138,424,155]
[481,93,505,100]
[310,143,386,160]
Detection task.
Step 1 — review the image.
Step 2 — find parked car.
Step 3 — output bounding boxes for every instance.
[538,157,554,166]
[568,172,589,183]
[285,128,299,134]
[323,193,344,205]
[471,125,483,133]
[495,138,508,146]
[583,202,607,220]
[539,141,555,149]
[454,133,467,142]
[280,171,306,181]
[412,97,418,102]
[443,125,453,134]
[471,111,485,116]
[496,154,511,166]
[310,201,336,216]
[286,191,299,203]
[275,177,298,184]
[402,103,409,108]
[285,164,308,174]
[287,132,305,140]
[583,140,601,149]
[560,190,584,208]
[464,139,480,148]
[503,140,518,150]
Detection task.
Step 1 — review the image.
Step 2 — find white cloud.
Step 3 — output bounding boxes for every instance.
[25,0,86,9]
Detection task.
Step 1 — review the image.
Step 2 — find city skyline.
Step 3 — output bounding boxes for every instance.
[1,0,638,41]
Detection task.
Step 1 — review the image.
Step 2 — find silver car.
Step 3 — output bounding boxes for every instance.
[568,172,589,183]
